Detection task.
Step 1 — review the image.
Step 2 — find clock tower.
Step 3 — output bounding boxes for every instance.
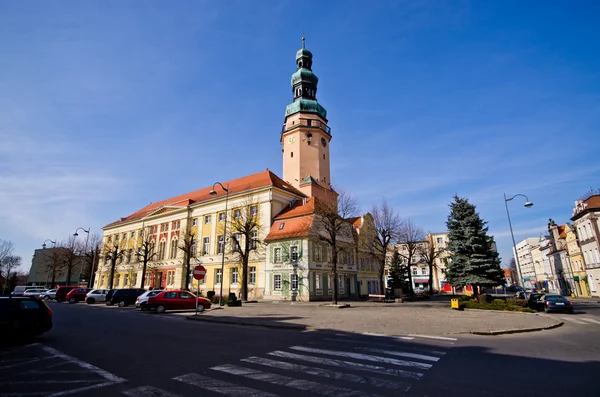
[281,39,333,200]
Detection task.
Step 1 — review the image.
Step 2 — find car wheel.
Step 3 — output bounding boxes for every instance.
[197,304,205,313]
[140,303,148,311]
[68,298,76,304]
[156,305,166,314]
[118,301,126,307]
[43,296,50,301]
[86,298,95,304]
[106,301,113,306]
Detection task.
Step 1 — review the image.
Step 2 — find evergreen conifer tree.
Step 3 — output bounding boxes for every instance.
[387,249,408,293]
[446,195,504,296]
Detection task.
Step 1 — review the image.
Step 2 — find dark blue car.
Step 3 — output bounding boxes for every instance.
[542,294,573,314]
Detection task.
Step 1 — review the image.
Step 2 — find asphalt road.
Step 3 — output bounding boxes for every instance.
[1,299,599,396]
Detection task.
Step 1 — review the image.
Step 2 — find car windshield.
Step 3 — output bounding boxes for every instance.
[544,295,565,300]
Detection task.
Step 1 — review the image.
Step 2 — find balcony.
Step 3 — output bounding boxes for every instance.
[282,118,331,136]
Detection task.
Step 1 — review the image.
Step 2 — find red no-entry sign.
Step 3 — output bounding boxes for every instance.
[193,265,206,280]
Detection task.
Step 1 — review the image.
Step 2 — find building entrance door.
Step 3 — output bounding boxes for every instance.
[155,273,163,289]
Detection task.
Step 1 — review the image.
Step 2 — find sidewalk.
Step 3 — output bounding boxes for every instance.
[184,300,564,336]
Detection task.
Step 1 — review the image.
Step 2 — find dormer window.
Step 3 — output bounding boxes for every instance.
[279,223,285,230]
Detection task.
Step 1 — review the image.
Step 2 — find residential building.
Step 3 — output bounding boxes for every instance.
[530,238,548,289]
[539,235,559,293]
[547,220,574,295]
[571,190,600,297]
[27,248,85,287]
[395,232,449,293]
[513,238,539,289]
[564,223,590,297]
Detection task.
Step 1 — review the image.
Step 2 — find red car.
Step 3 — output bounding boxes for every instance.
[66,288,92,304]
[147,290,211,313]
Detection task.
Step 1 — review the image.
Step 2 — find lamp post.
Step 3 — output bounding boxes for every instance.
[504,193,534,289]
[41,239,56,287]
[74,227,90,286]
[209,182,229,306]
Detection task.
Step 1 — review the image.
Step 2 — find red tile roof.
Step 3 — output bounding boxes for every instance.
[104,170,305,228]
[265,215,315,241]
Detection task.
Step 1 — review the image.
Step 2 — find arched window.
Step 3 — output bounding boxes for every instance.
[158,240,166,260]
[170,239,178,259]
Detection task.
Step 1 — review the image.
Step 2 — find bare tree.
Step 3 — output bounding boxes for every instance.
[136,227,157,289]
[2,255,21,294]
[83,234,102,287]
[314,192,359,304]
[397,219,425,295]
[370,199,404,295]
[41,248,65,288]
[0,239,15,271]
[59,237,80,286]
[103,238,127,289]
[228,198,262,301]
[178,229,197,291]
[418,234,446,295]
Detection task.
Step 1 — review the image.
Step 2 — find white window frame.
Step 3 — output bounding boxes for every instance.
[291,274,299,290]
[338,275,344,293]
[231,267,239,284]
[274,274,282,291]
[274,247,282,263]
[170,239,178,259]
[192,218,198,226]
[250,205,258,216]
[219,212,226,222]
[250,230,258,250]
[290,246,299,262]
[233,209,241,219]
[167,270,175,285]
[204,215,211,224]
[315,273,322,290]
[217,235,224,254]
[249,266,256,284]
[215,268,222,285]
[203,237,210,255]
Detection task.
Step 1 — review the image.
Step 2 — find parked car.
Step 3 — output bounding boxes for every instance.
[55,286,78,302]
[0,296,53,339]
[136,290,164,310]
[66,288,92,304]
[39,289,57,300]
[147,290,211,313]
[23,288,48,297]
[526,293,545,311]
[11,286,45,297]
[542,294,574,313]
[106,288,146,307]
[85,289,112,304]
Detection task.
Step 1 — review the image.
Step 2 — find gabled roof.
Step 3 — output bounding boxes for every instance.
[104,169,305,229]
[265,198,316,241]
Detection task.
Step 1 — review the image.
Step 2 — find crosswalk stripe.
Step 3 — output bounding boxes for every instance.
[356,347,440,362]
[561,317,587,324]
[122,385,181,397]
[289,346,432,370]
[211,364,386,397]
[579,317,600,324]
[407,334,457,341]
[361,332,415,340]
[322,338,448,356]
[268,350,423,380]
[173,373,278,397]
[241,356,412,392]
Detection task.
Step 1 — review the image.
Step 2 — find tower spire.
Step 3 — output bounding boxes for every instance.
[302,36,305,49]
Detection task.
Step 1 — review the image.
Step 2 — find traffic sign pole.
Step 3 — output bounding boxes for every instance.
[193,264,206,315]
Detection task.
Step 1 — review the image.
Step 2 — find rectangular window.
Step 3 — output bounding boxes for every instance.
[290,246,298,262]
[131,231,136,238]
[421,268,427,275]
[316,247,322,262]
[192,218,198,226]
[231,267,239,284]
[124,274,129,287]
[203,237,210,255]
[250,230,258,250]
[412,268,418,275]
[274,247,282,263]
[215,268,222,284]
[250,205,258,216]
[315,273,322,290]
[170,240,178,259]
[291,274,299,290]
[161,223,168,232]
[115,274,120,287]
[167,270,175,285]
[437,237,443,243]
[338,275,344,293]
[204,215,211,224]
[232,233,241,251]
[217,235,224,254]
[249,266,256,284]
[132,273,138,287]
[233,209,241,219]
[190,239,197,256]
[172,221,180,230]
[274,274,282,290]
[219,212,226,222]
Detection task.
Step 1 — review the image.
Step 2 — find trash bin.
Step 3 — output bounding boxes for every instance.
[451,298,459,310]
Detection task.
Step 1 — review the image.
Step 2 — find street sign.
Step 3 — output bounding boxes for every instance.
[193,265,206,280]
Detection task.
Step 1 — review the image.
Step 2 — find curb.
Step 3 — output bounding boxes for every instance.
[469,321,564,336]
[185,315,308,331]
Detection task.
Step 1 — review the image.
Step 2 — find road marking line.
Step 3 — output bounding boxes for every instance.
[578,317,600,325]
[268,350,423,380]
[0,380,101,385]
[174,372,278,396]
[211,364,385,397]
[48,381,120,397]
[356,347,440,362]
[242,356,412,391]
[560,317,587,324]
[38,345,125,383]
[361,332,414,340]
[0,356,56,370]
[407,334,457,341]
[321,338,447,356]
[122,385,181,397]
[289,346,432,370]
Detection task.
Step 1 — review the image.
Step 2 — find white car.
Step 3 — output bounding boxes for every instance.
[23,288,48,297]
[85,289,112,304]
[135,290,164,310]
[40,289,57,300]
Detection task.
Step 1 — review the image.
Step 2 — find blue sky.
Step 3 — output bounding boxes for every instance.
[1,0,599,271]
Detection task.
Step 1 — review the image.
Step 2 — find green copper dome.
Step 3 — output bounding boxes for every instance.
[285,99,327,120]
[291,68,318,85]
[296,48,313,60]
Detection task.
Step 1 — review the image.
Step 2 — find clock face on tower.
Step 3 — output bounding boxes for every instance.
[321,137,327,147]
[288,136,296,144]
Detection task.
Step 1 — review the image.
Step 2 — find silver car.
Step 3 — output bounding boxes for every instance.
[39,289,57,300]
[85,289,112,304]
[23,288,48,297]
[136,290,164,310]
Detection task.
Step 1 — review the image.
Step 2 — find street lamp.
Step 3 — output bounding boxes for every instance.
[42,239,56,250]
[504,193,534,289]
[209,182,230,306]
[74,227,90,286]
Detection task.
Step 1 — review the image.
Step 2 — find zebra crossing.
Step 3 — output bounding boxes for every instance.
[559,315,600,325]
[119,334,456,396]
